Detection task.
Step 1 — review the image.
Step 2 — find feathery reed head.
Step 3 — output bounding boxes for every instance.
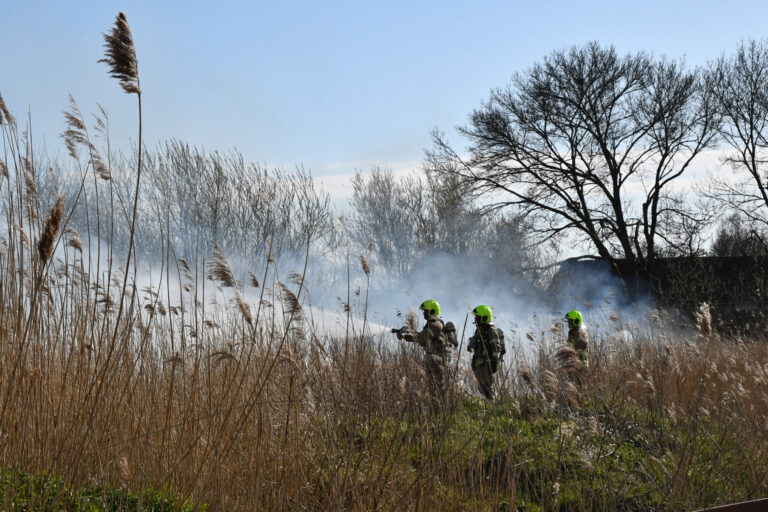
[91,150,111,180]
[248,271,260,288]
[37,196,65,263]
[554,345,581,373]
[178,258,193,281]
[405,309,418,332]
[62,96,89,160]
[0,91,13,126]
[63,95,85,131]
[17,225,29,247]
[99,12,140,94]
[65,227,83,253]
[24,170,38,200]
[288,271,304,286]
[280,282,303,320]
[235,290,253,325]
[519,363,536,392]
[207,245,237,288]
[696,302,712,340]
[359,254,370,277]
[540,369,559,401]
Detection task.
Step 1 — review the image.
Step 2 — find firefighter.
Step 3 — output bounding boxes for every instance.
[395,299,456,397]
[565,309,589,369]
[467,305,502,400]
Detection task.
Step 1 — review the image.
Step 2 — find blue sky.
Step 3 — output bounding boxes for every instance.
[2,0,767,197]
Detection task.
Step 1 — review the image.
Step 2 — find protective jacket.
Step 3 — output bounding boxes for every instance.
[413,315,447,357]
[469,323,501,369]
[567,325,589,367]
[468,322,500,399]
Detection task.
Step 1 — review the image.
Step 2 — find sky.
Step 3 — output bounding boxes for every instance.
[2,0,767,200]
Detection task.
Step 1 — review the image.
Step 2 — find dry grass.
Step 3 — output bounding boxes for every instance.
[1,18,767,509]
[1,163,766,509]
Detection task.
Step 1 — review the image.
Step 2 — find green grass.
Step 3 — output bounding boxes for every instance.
[342,394,766,511]
[0,469,204,511]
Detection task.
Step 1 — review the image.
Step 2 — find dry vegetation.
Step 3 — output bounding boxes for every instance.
[0,187,767,510]
[1,13,768,512]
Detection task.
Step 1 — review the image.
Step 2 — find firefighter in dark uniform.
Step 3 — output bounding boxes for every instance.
[468,305,502,400]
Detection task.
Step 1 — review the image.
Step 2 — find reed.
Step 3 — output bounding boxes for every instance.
[0,13,766,512]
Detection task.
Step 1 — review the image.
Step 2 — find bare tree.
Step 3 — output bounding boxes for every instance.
[348,167,423,276]
[711,213,768,257]
[428,43,719,272]
[348,166,545,279]
[708,40,768,229]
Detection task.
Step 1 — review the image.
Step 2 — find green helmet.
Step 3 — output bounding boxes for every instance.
[419,299,440,316]
[472,305,492,323]
[565,310,583,327]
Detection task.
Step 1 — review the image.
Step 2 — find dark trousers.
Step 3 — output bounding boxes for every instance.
[472,357,494,400]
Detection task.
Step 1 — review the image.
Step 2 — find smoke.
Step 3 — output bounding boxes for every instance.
[15,139,666,360]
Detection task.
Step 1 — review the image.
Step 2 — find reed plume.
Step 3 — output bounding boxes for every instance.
[235,290,253,325]
[280,282,303,321]
[554,345,581,374]
[178,258,193,281]
[288,271,304,286]
[0,91,13,125]
[207,245,237,288]
[63,95,86,131]
[405,309,418,332]
[24,171,38,200]
[249,271,260,288]
[359,254,370,276]
[65,227,83,253]
[17,226,29,247]
[540,369,559,401]
[519,363,537,393]
[37,196,65,263]
[696,302,712,340]
[99,12,140,94]
[91,151,111,180]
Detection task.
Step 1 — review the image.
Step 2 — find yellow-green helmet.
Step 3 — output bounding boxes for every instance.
[565,310,583,327]
[472,305,492,323]
[419,299,440,316]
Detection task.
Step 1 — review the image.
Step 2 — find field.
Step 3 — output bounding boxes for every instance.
[1,13,768,512]
[0,202,766,511]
